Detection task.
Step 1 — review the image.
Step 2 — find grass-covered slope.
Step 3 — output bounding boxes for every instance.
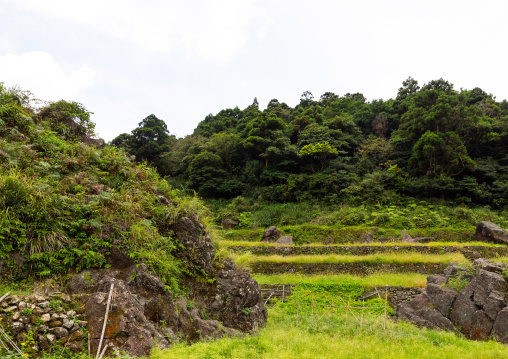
[0,84,208,292]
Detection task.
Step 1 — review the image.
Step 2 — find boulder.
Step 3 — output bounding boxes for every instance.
[362,232,374,243]
[173,217,216,277]
[221,218,238,230]
[396,293,457,333]
[470,310,494,341]
[261,226,282,242]
[472,270,507,307]
[426,283,458,317]
[472,258,508,274]
[401,230,415,243]
[483,290,506,321]
[211,259,268,332]
[492,307,508,343]
[450,280,480,337]
[276,236,294,245]
[473,221,508,245]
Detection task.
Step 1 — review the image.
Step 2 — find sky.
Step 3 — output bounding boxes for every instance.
[1,0,507,141]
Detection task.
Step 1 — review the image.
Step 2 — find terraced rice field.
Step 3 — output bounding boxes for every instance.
[157,227,508,358]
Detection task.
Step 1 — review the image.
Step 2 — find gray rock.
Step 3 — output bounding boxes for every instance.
[38,334,49,351]
[10,322,24,335]
[37,325,49,333]
[492,307,508,343]
[261,226,282,242]
[69,329,85,341]
[426,283,458,317]
[221,218,238,230]
[363,232,374,243]
[483,290,506,321]
[276,236,293,245]
[470,310,494,341]
[396,293,457,333]
[474,221,508,245]
[41,313,51,322]
[472,258,508,274]
[473,270,507,307]
[46,333,56,345]
[62,318,74,330]
[50,327,69,338]
[427,275,447,285]
[450,281,480,336]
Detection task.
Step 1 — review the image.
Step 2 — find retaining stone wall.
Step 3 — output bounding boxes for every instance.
[250,262,448,275]
[229,245,508,258]
[0,293,88,357]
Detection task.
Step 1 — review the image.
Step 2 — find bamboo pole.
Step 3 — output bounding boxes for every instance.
[0,292,10,304]
[0,327,22,355]
[98,344,109,359]
[96,283,114,359]
[0,337,9,351]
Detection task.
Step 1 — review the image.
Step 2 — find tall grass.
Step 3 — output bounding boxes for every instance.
[252,273,429,288]
[153,307,508,359]
[242,252,467,265]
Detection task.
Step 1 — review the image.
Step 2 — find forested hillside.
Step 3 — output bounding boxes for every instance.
[113,78,508,207]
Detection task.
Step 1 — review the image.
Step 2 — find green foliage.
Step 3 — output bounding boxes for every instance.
[0,84,212,294]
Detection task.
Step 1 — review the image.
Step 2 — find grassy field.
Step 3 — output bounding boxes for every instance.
[153,307,508,359]
[219,225,477,245]
[253,273,429,288]
[232,252,467,266]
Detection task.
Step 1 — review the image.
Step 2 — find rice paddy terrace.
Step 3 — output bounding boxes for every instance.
[221,227,508,304]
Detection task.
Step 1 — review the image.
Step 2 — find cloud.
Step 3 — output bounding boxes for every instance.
[0,51,96,101]
[3,0,266,65]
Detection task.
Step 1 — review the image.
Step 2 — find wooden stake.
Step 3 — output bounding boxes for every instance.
[296,302,300,326]
[384,285,388,330]
[361,299,364,327]
[96,283,114,359]
[88,332,91,355]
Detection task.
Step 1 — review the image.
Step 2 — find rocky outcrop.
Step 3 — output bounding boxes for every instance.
[473,221,508,245]
[395,259,508,343]
[261,226,282,242]
[63,216,267,358]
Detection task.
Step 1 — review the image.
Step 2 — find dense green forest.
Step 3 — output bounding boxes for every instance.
[113,77,508,208]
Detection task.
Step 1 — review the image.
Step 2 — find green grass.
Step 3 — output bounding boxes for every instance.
[219,225,476,245]
[253,273,429,288]
[152,307,508,359]
[235,252,467,266]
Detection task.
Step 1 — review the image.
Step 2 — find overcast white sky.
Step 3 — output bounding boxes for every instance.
[1,1,507,141]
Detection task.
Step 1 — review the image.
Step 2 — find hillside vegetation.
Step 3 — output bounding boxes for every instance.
[0,83,209,293]
[113,77,508,209]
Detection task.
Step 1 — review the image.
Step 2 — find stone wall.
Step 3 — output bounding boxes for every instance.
[250,262,448,275]
[228,245,508,258]
[0,293,88,356]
